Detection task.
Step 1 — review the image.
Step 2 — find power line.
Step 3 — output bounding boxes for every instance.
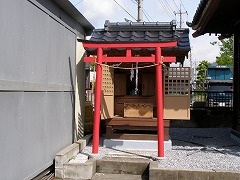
[113,0,137,21]
[74,0,84,6]
[162,0,174,13]
[130,0,138,5]
[179,0,187,12]
[157,0,175,20]
[160,0,175,19]
[172,0,180,11]
[142,9,150,22]
[129,0,153,22]
[157,0,173,19]
[143,9,154,21]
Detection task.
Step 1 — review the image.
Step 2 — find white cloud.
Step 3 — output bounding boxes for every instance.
[190,33,220,63]
[77,0,129,28]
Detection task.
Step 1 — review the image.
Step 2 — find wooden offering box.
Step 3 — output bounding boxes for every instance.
[124,103,153,118]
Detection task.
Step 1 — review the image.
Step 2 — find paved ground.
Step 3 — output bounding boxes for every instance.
[82,128,240,171]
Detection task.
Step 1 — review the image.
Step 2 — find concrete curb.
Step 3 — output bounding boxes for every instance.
[64,158,96,180]
[230,130,240,144]
[96,157,150,175]
[55,134,93,179]
[149,161,240,180]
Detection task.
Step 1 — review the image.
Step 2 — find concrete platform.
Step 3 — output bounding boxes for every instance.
[103,139,172,151]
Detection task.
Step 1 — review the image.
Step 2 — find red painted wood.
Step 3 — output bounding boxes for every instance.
[155,46,164,157]
[82,41,177,48]
[92,48,102,154]
[84,56,176,63]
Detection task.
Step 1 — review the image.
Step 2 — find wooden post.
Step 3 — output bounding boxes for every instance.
[155,47,164,157]
[233,33,240,131]
[92,48,103,154]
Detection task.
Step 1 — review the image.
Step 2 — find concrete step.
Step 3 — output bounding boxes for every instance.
[91,173,148,180]
[96,157,150,175]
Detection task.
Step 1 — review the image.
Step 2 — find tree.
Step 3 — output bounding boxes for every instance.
[196,60,211,90]
[211,36,233,66]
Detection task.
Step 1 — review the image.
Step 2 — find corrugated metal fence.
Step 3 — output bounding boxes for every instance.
[0,0,81,179]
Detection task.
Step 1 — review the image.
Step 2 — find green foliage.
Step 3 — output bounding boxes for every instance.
[196,60,211,89]
[211,37,233,66]
[90,62,96,71]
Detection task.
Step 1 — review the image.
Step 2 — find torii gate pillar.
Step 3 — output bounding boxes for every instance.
[155,47,164,157]
[92,48,102,154]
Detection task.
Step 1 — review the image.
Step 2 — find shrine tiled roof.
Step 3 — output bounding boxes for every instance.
[85,20,191,62]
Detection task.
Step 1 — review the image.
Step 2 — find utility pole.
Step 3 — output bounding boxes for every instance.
[174,5,188,28]
[137,0,143,22]
[135,0,143,95]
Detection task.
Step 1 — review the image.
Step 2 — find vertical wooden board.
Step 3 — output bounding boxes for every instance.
[142,73,155,96]
[101,65,114,119]
[114,74,126,95]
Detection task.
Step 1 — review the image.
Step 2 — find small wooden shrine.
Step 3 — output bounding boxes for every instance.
[82,20,191,157]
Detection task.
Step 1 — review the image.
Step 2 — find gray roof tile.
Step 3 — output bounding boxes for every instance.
[86,20,191,62]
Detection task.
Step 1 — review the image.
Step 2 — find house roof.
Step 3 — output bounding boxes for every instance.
[189,0,240,38]
[53,0,94,35]
[84,20,190,63]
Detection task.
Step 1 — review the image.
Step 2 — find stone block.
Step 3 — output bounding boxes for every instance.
[76,134,92,151]
[209,170,240,180]
[64,158,96,180]
[149,162,178,180]
[55,143,80,169]
[55,168,64,179]
[178,169,210,180]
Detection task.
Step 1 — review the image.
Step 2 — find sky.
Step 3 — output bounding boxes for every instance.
[69,0,221,67]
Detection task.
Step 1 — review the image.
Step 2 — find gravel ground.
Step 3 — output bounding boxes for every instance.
[81,128,240,171]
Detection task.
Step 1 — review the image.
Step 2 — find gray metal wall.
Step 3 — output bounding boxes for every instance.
[0,0,85,179]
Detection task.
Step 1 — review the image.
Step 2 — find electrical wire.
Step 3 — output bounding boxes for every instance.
[113,0,137,21]
[130,0,138,5]
[172,0,180,11]
[163,0,175,13]
[179,0,187,12]
[157,0,175,20]
[129,0,153,22]
[158,0,173,19]
[143,7,154,21]
[74,0,84,6]
[160,0,175,19]
[143,9,151,22]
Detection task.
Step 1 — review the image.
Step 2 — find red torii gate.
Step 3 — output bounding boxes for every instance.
[83,41,177,157]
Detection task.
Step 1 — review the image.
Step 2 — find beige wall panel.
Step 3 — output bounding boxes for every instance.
[164,96,190,120]
[101,94,114,119]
